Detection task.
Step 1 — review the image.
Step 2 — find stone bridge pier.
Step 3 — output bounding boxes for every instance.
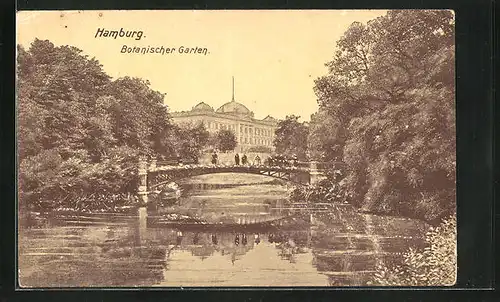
[137,158,149,205]
[309,161,328,185]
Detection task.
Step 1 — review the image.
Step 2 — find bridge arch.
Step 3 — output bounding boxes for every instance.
[136,159,346,204]
[148,167,312,191]
[149,170,309,191]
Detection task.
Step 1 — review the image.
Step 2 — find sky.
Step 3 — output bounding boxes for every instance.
[17,10,386,121]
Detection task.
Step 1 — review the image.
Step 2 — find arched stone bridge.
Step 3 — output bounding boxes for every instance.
[136,159,346,204]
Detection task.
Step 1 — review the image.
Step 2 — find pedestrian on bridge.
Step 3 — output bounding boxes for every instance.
[234,153,240,165]
[241,154,248,165]
[254,234,261,244]
[211,151,218,165]
[254,155,261,166]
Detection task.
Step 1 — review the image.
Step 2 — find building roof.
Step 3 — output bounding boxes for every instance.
[216,100,253,118]
[171,101,278,126]
[192,102,214,112]
[262,115,277,122]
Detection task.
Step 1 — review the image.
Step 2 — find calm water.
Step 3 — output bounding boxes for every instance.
[18,173,428,287]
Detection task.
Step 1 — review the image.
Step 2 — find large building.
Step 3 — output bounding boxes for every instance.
[171,86,278,152]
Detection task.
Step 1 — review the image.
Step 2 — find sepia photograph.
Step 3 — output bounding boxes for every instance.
[16,10,456,287]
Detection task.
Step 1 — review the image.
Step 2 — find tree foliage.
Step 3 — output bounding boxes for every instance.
[212,129,237,152]
[310,10,455,222]
[17,39,206,211]
[307,109,345,161]
[273,115,309,160]
[170,123,210,163]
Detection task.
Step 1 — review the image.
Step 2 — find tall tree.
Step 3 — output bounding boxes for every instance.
[171,123,210,163]
[17,39,181,210]
[312,10,455,222]
[105,76,171,157]
[17,40,112,161]
[307,109,345,161]
[213,129,237,152]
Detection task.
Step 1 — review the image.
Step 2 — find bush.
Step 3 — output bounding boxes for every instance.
[18,147,139,212]
[289,170,348,204]
[373,215,457,286]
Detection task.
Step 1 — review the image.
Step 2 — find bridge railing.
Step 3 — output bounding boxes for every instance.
[147,160,345,172]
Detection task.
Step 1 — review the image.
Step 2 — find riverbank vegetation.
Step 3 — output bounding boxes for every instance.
[17,39,209,212]
[298,10,455,225]
[286,10,456,286]
[373,215,456,286]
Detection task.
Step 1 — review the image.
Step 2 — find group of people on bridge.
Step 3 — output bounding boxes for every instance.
[211,152,262,166]
[210,152,299,167]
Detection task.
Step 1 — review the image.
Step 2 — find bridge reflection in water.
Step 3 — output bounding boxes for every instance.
[18,173,428,287]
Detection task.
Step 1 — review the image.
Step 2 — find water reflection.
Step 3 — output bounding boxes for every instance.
[19,212,426,287]
[18,173,428,287]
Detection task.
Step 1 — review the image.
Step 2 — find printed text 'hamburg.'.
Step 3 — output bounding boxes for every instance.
[95,28,144,40]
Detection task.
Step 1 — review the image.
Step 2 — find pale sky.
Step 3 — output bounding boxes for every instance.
[17,10,386,121]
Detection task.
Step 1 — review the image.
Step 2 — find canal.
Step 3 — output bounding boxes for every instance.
[18,173,429,287]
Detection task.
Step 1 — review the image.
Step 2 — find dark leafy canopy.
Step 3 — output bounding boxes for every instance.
[17,39,207,211]
[273,115,309,160]
[310,10,455,222]
[307,109,345,161]
[170,123,210,163]
[213,129,237,152]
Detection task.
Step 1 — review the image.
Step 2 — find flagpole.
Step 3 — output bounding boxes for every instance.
[232,76,235,101]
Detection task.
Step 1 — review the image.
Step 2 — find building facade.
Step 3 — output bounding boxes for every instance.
[171,100,278,153]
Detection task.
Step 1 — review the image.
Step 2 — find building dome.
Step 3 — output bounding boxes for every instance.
[216,100,253,117]
[192,102,214,112]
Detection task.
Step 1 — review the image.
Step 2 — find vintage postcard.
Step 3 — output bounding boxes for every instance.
[16,10,456,287]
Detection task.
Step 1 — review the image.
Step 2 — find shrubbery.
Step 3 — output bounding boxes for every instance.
[373,215,456,286]
[289,170,348,204]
